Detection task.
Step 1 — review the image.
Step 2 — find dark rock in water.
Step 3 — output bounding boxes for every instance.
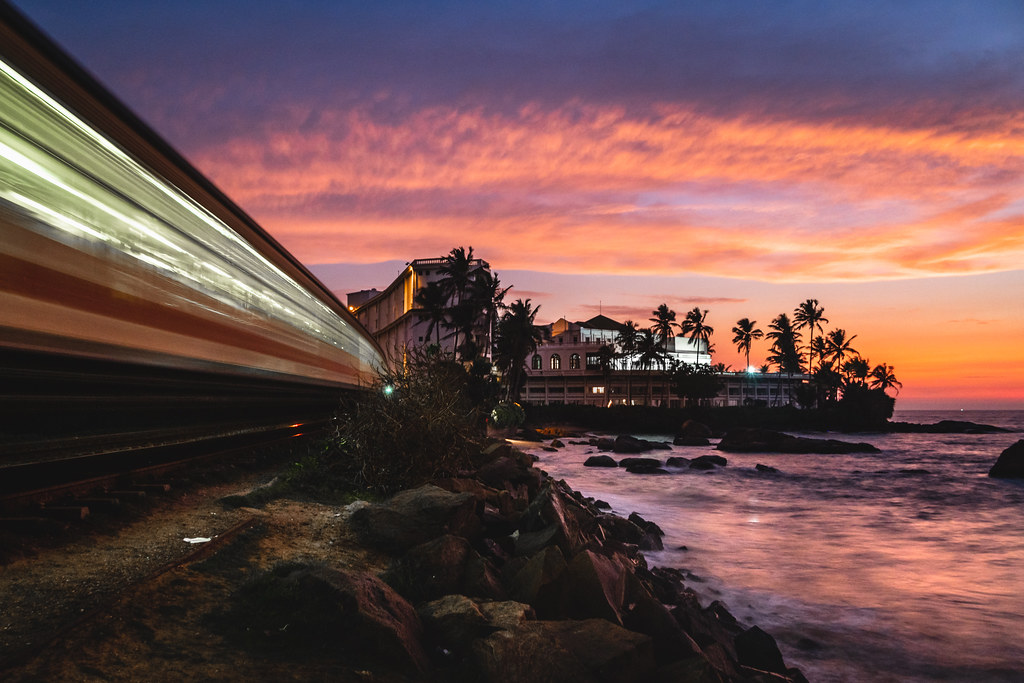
[613,434,656,453]
[735,625,787,675]
[598,513,663,550]
[989,440,1024,479]
[650,441,674,450]
[628,512,665,537]
[625,465,669,475]
[717,428,880,454]
[594,499,611,510]
[665,456,691,468]
[516,428,545,441]
[689,455,728,470]
[898,468,931,476]
[679,419,713,438]
[583,455,618,468]
[889,420,1009,434]
[349,485,480,554]
[673,435,711,446]
[755,463,778,473]
[618,457,662,469]
[518,480,593,556]
[550,439,565,448]
[596,437,617,450]
[541,445,558,452]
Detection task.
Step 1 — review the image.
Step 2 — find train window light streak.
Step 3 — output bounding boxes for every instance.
[1,56,378,367]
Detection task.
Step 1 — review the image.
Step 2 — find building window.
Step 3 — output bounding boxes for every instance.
[591,386,606,394]
[586,353,601,369]
[531,354,542,370]
[569,353,581,369]
[550,354,561,370]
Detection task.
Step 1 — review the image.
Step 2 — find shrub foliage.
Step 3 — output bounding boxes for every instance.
[326,351,487,495]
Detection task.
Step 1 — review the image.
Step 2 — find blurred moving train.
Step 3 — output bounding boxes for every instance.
[0,4,383,448]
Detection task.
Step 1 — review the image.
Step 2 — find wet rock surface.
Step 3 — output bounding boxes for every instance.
[989,440,1024,478]
[717,428,880,454]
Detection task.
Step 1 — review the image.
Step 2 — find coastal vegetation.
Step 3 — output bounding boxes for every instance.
[397,246,904,431]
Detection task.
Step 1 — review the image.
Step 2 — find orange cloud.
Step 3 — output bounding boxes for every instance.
[189,100,1024,283]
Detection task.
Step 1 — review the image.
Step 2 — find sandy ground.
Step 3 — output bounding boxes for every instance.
[0,465,400,682]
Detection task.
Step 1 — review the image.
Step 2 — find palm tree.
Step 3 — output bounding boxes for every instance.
[468,269,510,360]
[680,307,714,365]
[615,320,640,404]
[732,317,763,406]
[635,329,664,406]
[843,357,870,385]
[731,318,763,370]
[766,313,803,406]
[649,304,680,350]
[492,298,543,401]
[413,280,448,348]
[823,329,859,370]
[869,363,903,395]
[438,246,479,355]
[793,299,829,373]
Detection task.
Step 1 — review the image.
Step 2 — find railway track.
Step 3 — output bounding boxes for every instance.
[0,417,331,517]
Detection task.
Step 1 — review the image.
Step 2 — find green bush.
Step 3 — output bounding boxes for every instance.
[490,401,525,428]
[319,351,486,495]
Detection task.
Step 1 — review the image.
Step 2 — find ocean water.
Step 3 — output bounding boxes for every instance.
[517,410,1024,682]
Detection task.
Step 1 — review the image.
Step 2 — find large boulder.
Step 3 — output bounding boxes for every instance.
[673,435,711,447]
[989,440,1024,478]
[471,619,656,682]
[417,594,492,654]
[219,565,429,674]
[613,435,657,454]
[717,428,880,454]
[618,457,663,469]
[384,534,472,603]
[349,485,481,554]
[583,455,618,467]
[518,480,596,556]
[678,420,713,438]
[734,625,787,675]
[556,549,630,624]
[889,420,1008,434]
[507,545,567,608]
[689,454,728,470]
[597,514,663,551]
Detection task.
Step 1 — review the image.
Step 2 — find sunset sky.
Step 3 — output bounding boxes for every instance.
[13,1,1024,409]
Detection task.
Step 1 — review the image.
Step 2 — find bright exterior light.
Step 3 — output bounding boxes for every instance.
[747,365,759,374]
[382,384,395,396]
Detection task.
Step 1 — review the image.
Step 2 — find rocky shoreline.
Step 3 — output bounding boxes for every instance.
[2,436,808,681]
[277,438,809,681]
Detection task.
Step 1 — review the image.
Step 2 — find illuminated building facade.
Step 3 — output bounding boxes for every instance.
[348,257,492,362]
[521,315,807,407]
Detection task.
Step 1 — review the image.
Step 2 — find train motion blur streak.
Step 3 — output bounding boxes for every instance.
[0,4,383,449]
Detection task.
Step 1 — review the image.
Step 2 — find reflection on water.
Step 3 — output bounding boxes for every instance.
[522,410,1024,682]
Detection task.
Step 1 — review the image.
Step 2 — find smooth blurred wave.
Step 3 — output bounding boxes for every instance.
[523,410,1024,682]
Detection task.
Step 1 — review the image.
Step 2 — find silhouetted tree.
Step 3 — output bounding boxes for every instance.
[793,299,829,373]
[869,363,903,395]
[681,307,714,365]
[493,298,543,401]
